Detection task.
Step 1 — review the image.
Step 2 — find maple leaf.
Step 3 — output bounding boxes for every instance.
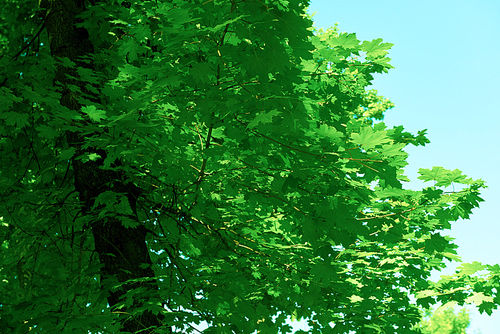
[82,105,107,122]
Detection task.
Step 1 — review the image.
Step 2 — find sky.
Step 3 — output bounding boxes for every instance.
[301,0,500,333]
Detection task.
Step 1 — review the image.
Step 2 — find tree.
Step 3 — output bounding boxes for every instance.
[413,306,475,334]
[0,0,499,333]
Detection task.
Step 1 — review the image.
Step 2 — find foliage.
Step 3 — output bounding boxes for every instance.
[0,0,499,333]
[413,306,474,334]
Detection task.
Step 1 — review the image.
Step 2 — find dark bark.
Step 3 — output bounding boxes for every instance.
[39,0,167,332]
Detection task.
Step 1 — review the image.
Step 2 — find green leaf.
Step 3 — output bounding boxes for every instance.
[59,147,76,161]
[331,32,360,49]
[315,124,343,143]
[247,110,281,129]
[76,152,102,163]
[416,290,438,299]
[351,126,391,149]
[418,166,468,187]
[349,295,364,303]
[361,38,394,58]
[424,233,449,253]
[207,15,248,33]
[119,38,139,62]
[456,261,487,276]
[37,124,61,140]
[82,105,107,122]
[1,112,29,128]
[466,292,494,306]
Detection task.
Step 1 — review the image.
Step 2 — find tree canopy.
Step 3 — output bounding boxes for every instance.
[414,306,473,334]
[0,0,499,333]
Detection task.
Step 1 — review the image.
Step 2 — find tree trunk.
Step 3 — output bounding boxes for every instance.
[39,0,167,332]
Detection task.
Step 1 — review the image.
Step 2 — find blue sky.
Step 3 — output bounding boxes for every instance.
[304,0,500,332]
